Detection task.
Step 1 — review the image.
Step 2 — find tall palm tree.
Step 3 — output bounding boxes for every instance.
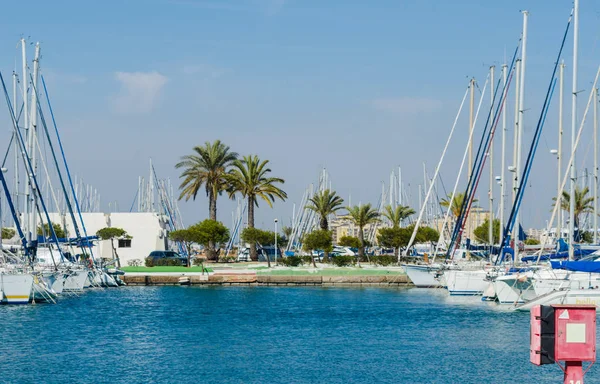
[383,204,415,228]
[176,140,238,220]
[306,189,344,261]
[346,204,380,263]
[555,186,594,234]
[440,192,477,218]
[226,155,287,261]
[176,140,238,259]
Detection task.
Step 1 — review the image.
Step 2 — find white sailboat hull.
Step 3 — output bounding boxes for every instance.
[64,271,89,292]
[445,269,489,295]
[1,273,33,304]
[402,265,442,288]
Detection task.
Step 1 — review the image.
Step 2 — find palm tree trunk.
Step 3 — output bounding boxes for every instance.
[111,238,121,268]
[321,219,330,263]
[248,196,258,261]
[394,247,399,261]
[357,227,364,267]
[208,190,217,261]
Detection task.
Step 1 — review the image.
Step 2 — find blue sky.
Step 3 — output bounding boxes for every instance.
[1,0,600,231]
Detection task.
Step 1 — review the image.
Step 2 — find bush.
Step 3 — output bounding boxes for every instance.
[280,256,303,267]
[128,259,142,267]
[220,255,236,263]
[331,255,355,267]
[192,257,206,266]
[300,256,313,264]
[146,258,182,267]
[371,255,396,266]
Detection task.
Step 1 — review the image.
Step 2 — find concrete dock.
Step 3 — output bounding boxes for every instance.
[122,273,410,286]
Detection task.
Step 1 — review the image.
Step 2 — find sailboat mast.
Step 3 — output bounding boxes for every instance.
[515,11,528,257]
[499,64,507,243]
[21,38,30,244]
[512,59,521,207]
[12,71,19,212]
[29,42,41,240]
[569,0,579,260]
[557,62,565,243]
[594,87,598,243]
[488,65,495,247]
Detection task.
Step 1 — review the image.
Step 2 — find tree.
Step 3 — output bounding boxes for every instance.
[377,227,410,259]
[240,227,281,268]
[279,226,292,248]
[225,155,287,261]
[338,235,361,249]
[305,189,344,262]
[302,230,333,268]
[96,227,128,268]
[1,228,15,240]
[38,223,67,239]
[440,193,477,218]
[346,204,380,264]
[382,205,415,228]
[282,226,293,238]
[525,238,540,245]
[473,219,501,244]
[176,140,238,259]
[169,229,198,267]
[554,186,594,239]
[191,219,230,262]
[417,226,440,244]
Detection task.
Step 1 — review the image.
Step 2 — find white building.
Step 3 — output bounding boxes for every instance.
[47,212,170,266]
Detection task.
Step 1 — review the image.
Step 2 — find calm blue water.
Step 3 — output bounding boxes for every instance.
[0,286,593,383]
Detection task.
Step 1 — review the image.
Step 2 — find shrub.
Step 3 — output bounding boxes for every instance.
[147,258,182,267]
[300,256,313,264]
[220,255,236,263]
[280,256,303,267]
[192,257,206,266]
[331,255,355,267]
[128,259,142,267]
[371,255,396,266]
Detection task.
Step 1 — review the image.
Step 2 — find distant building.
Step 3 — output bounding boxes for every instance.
[329,215,381,245]
[47,212,170,265]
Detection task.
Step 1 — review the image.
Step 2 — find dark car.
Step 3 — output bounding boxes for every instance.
[146,251,188,266]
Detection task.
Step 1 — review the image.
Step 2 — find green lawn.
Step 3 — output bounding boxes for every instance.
[121,266,213,273]
[257,268,405,276]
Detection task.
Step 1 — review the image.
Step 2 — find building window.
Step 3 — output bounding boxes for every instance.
[118,239,132,248]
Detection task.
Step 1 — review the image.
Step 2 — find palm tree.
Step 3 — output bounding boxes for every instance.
[383,204,415,228]
[555,186,594,235]
[176,140,238,219]
[176,140,238,260]
[440,192,477,218]
[346,204,380,264]
[305,189,344,261]
[226,155,287,261]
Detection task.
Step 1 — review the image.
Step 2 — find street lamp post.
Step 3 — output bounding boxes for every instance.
[274,219,278,265]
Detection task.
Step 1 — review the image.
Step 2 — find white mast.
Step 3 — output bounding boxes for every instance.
[515,11,528,256]
[512,59,521,206]
[499,64,507,243]
[398,167,402,206]
[12,71,19,212]
[557,62,565,243]
[569,0,579,260]
[488,65,495,246]
[29,42,41,239]
[21,38,30,243]
[594,86,598,243]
